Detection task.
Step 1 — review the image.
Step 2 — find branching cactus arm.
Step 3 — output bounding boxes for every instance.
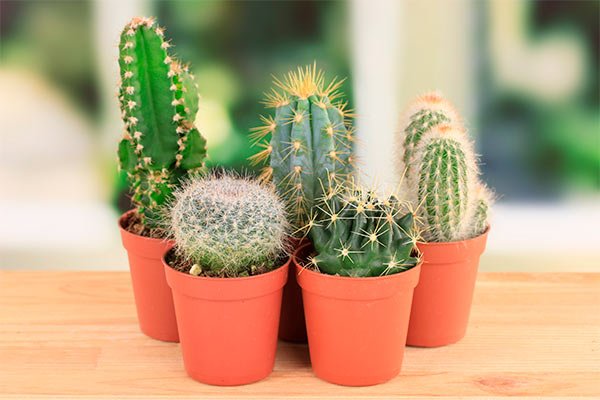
[116,17,207,230]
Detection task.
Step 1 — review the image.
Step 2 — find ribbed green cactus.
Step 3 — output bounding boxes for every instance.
[399,92,461,175]
[307,181,419,277]
[250,63,355,233]
[408,124,481,242]
[117,17,207,232]
[170,173,289,276]
[399,93,492,242]
[472,183,493,238]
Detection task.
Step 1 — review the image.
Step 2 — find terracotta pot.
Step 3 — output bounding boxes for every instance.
[296,255,421,386]
[278,238,311,343]
[118,211,179,342]
[407,228,489,347]
[163,250,289,386]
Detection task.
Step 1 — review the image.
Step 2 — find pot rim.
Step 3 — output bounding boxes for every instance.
[416,225,490,247]
[295,261,421,300]
[118,209,172,243]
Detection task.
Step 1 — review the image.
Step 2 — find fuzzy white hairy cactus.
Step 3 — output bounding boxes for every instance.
[408,124,481,242]
[170,173,289,275]
[399,91,462,176]
[399,92,493,242]
[471,183,493,238]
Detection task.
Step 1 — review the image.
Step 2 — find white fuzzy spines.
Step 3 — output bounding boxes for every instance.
[409,124,480,242]
[170,174,289,275]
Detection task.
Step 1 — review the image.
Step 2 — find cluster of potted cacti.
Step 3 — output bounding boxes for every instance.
[116,17,492,387]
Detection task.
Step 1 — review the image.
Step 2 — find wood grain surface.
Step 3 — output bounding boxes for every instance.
[0,271,598,399]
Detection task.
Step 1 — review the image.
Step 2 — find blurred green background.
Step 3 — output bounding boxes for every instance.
[0,0,598,270]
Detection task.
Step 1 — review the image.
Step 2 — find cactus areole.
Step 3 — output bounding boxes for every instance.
[117,17,207,236]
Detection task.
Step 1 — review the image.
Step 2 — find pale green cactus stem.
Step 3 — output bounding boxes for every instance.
[399,91,461,175]
[170,173,289,276]
[250,63,355,233]
[117,16,207,232]
[409,124,479,242]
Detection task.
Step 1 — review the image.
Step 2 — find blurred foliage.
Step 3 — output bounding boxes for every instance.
[479,0,599,199]
[1,1,98,117]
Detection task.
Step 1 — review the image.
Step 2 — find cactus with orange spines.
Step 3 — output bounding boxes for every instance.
[250,64,355,232]
[117,17,207,232]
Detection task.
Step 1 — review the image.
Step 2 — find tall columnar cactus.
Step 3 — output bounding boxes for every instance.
[250,63,355,232]
[170,173,289,276]
[117,17,207,232]
[399,92,461,175]
[307,181,420,277]
[408,124,481,242]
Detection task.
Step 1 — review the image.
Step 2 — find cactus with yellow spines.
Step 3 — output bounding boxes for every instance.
[306,180,420,277]
[117,17,207,233]
[250,63,355,232]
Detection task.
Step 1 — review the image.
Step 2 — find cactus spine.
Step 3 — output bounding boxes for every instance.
[307,181,419,277]
[250,63,355,232]
[170,173,289,276]
[117,17,207,232]
[400,92,492,242]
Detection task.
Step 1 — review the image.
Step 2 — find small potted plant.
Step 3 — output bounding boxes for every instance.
[250,63,355,342]
[296,181,421,386]
[162,173,290,386]
[398,92,492,347]
[116,17,207,342]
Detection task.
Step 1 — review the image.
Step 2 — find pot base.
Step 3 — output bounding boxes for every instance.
[407,229,489,347]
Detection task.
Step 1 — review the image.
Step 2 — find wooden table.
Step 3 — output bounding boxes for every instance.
[0,271,598,399]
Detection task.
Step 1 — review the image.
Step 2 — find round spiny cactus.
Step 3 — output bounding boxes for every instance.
[399,91,462,176]
[409,124,480,242]
[307,181,419,277]
[170,173,289,275]
[250,63,355,233]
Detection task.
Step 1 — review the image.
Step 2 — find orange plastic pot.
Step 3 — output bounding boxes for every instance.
[407,228,489,347]
[296,250,421,386]
[163,250,289,386]
[118,211,179,342]
[278,238,310,343]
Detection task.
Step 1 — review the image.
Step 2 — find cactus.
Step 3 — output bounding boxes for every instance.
[117,17,207,233]
[472,183,493,237]
[408,124,480,242]
[169,173,289,276]
[250,63,355,233]
[399,91,461,175]
[306,181,419,277]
